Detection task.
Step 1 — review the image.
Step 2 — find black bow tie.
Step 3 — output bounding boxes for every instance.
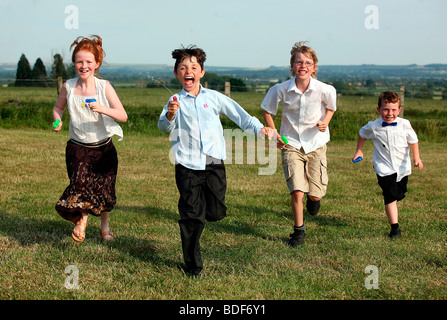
[382,122,397,127]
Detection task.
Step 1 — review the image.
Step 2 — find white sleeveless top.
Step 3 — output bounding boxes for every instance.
[65,77,123,143]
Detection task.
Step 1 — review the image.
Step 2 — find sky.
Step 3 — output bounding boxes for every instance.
[1,0,446,68]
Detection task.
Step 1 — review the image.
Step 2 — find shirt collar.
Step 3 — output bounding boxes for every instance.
[378,117,401,126]
[288,76,316,94]
[180,84,206,99]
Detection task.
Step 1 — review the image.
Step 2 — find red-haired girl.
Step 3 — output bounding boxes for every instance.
[52,35,127,243]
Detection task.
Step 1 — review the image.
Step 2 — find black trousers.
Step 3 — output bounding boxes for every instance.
[175,158,227,271]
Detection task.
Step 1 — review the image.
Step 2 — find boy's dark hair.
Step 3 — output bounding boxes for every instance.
[378,91,401,108]
[172,45,206,71]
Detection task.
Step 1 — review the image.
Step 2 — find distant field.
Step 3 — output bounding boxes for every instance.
[0,86,446,300]
[1,86,447,140]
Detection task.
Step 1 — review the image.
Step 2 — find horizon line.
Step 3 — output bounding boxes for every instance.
[1,62,447,69]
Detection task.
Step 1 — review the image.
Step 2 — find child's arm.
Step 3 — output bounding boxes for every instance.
[352,136,367,161]
[52,84,67,132]
[263,111,282,148]
[317,109,335,132]
[263,111,280,137]
[410,142,423,170]
[89,81,128,122]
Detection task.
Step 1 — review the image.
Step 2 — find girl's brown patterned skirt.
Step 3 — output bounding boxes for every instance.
[56,138,118,224]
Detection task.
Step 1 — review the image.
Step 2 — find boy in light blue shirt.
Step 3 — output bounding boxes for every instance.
[158,45,273,277]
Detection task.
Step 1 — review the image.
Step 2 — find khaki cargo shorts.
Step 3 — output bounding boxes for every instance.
[281,144,328,198]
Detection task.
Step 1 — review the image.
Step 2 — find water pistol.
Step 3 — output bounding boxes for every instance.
[82,98,96,108]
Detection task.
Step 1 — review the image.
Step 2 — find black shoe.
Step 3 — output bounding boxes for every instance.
[186,268,203,278]
[306,197,320,215]
[389,227,401,239]
[287,230,305,247]
[178,265,203,278]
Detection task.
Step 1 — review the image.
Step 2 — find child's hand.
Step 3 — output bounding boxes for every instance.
[414,158,423,170]
[259,127,276,140]
[276,133,286,149]
[52,120,62,132]
[167,98,180,121]
[352,151,363,163]
[89,101,105,114]
[317,120,328,132]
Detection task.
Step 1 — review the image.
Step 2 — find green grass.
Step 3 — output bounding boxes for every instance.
[0,128,445,300]
[0,86,446,300]
[2,86,446,140]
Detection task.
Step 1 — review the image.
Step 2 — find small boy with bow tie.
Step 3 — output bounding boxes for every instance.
[353,91,423,238]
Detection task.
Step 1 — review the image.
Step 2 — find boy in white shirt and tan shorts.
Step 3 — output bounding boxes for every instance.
[353,91,423,238]
[262,42,337,247]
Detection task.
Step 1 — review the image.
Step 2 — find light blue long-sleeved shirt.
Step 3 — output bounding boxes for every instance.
[158,86,264,170]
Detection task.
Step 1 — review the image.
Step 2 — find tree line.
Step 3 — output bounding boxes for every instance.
[15,53,248,92]
[13,53,447,99]
[15,53,74,87]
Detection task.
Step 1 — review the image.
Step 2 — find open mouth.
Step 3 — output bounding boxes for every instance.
[184,76,194,87]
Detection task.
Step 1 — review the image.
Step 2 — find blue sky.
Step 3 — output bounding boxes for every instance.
[1,0,446,68]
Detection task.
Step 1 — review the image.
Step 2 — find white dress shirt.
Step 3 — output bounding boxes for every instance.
[261,77,337,154]
[359,117,419,182]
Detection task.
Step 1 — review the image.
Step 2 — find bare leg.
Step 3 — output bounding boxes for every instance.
[385,201,401,238]
[385,201,398,224]
[288,190,306,247]
[291,190,305,227]
[100,211,113,241]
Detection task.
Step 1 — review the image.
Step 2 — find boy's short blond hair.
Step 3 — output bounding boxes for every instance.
[378,91,401,108]
[290,41,318,78]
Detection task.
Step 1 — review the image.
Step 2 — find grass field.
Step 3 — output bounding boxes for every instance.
[0,86,446,301]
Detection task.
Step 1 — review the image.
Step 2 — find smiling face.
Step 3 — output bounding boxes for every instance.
[291,52,317,82]
[174,56,205,96]
[74,50,99,79]
[378,101,401,123]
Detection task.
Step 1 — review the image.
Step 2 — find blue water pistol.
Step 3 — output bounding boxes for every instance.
[82,99,96,107]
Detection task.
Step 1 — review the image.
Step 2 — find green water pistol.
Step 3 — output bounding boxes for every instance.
[53,119,60,129]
